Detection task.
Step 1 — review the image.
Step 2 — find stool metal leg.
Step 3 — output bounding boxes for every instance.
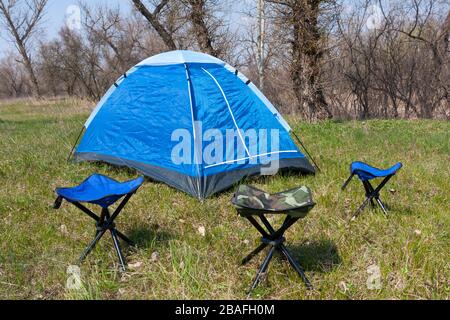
[71,196,135,270]
[116,230,135,246]
[248,246,276,294]
[79,229,106,263]
[352,175,394,219]
[375,197,388,215]
[279,244,312,289]
[110,228,126,271]
[363,182,375,207]
[366,181,388,215]
[242,242,267,265]
[352,196,372,219]
[243,214,311,294]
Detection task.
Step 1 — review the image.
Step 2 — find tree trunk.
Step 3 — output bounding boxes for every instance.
[257,0,265,91]
[18,43,41,97]
[188,0,218,56]
[290,0,332,120]
[132,0,177,50]
[291,15,305,116]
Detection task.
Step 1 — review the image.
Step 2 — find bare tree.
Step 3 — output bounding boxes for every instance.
[81,3,126,68]
[80,3,151,73]
[0,0,47,97]
[385,0,449,118]
[38,26,107,100]
[335,2,380,119]
[132,0,178,50]
[257,0,266,90]
[182,0,219,56]
[332,0,449,119]
[267,0,333,120]
[132,0,235,59]
[37,2,169,99]
[241,0,283,96]
[0,53,28,98]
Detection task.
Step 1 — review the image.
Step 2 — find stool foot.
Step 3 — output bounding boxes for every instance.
[79,226,130,272]
[79,229,105,263]
[279,245,312,290]
[351,196,371,220]
[243,215,312,294]
[247,246,276,295]
[375,197,388,215]
[111,229,127,272]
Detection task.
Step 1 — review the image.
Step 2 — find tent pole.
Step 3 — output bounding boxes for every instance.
[67,126,85,163]
[184,63,203,197]
[292,130,321,172]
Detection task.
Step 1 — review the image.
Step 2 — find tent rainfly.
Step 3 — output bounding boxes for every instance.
[71,50,316,199]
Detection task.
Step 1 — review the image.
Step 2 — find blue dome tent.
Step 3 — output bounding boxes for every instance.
[71,50,316,199]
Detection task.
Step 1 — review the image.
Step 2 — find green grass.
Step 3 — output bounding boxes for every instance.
[0,99,448,300]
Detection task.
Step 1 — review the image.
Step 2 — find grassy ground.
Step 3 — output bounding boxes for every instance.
[0,99,448,300]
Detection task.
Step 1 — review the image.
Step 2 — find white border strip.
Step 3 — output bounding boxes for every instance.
[204,150,298,169]
[201,67,251,157]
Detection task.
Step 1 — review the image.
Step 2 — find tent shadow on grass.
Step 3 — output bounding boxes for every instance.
[206,169,315,200]
[240,168,314,185]
[87,161,191,189]
[284,239,341,272]
[87,161,141,177]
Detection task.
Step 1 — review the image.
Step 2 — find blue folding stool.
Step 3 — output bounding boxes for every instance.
[342,161,402,218]
[53,174,144,271]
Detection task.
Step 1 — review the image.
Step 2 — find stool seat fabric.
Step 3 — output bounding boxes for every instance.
[351,161,402,181]
[56,174,144,208]
[232,185,315,217]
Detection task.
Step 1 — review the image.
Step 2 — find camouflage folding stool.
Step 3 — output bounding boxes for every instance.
[342,161,402,219]
[231,184,316,293]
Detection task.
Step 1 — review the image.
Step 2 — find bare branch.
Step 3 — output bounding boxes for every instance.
[0,0,48,97]
[131,0,177,50]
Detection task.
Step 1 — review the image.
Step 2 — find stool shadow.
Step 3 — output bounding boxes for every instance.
[387,205,415,216]
[284,239,341,273]
[126,225,174,249]
[245,169,312,185]
[366,202,415,216]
